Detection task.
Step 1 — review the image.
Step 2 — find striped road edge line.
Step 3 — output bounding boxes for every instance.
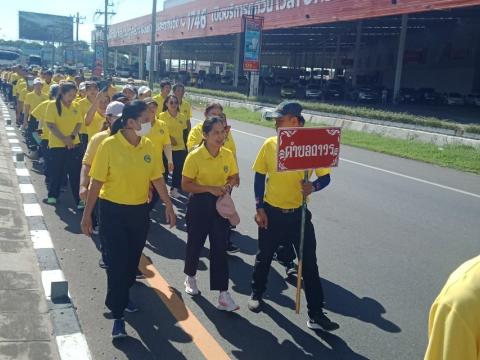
[0,99,93,360]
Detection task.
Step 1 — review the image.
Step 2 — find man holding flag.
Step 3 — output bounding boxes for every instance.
[248,101,339,331]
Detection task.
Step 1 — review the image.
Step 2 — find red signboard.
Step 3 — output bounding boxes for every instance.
[277,127,341,171]
[108,0,480,47]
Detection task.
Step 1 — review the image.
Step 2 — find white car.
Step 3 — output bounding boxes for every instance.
[465,93,480,106]
[443,93,465,106]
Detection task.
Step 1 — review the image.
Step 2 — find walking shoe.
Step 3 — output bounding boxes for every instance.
[112,319,127,339]
[226,241,240,254]
[46,197,57,205]
[217,291,240,312]
[285,262,297,276]
[307,312,339,332]
[77,201,85,210]
[92,226,99,235]
[98,258,108,269]
[247,293,263,312]
[125,301,139,313]
[135,269,145,279]
[170,187,180,199]
[184,276,199,295]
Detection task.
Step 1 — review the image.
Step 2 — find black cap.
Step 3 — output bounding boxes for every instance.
[270,101,303,119]
[112,92,128,102]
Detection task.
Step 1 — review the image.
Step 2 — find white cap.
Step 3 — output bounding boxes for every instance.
[33,78,43,85]
[123,84,135,92]
[106,101,124,117]
[79,82,86,91]
[138,86,151,95]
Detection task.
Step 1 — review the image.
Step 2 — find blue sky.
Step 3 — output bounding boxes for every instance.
[0,0,164,44]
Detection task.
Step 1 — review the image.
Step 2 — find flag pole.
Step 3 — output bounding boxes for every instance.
[295,170,309,314]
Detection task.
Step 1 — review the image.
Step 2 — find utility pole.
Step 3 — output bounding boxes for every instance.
[71,12,86,65]
[149,0,157,89]
[95,1,116,79]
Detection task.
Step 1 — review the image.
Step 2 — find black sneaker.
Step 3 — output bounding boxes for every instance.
[247,293,263,312]
[285,262,297,276]
[112,319,127,339]
[227,241,240,254]
[307,312,339,332]
[125,300,139,313]
[98,258,108,269]
[135,269,145,279]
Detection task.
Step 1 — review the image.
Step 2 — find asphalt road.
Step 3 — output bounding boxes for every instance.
[14,106,480,360]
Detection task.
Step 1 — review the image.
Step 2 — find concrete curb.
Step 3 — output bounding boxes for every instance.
[0,99,92,360]
[186,93,480,149]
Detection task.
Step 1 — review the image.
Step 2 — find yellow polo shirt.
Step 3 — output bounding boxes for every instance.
[76,97,93,136]
[183,144,238,187]
[158,111,188,151]
[41,81,54,96]
[179,99,192,119]
[187,122,236,155]
[31,100,52,141]
[145,119,171,173]
[89,132,163,205]
[45,101,82,148]
[82,129,110,166]
[24,92,48,120]
[425,256,480,360]
[152,94,166,115]
[253,136,331,209]
[18,86,28,103]
[86,111,106,139]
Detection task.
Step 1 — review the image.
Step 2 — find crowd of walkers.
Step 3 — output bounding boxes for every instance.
[0,64,338,340]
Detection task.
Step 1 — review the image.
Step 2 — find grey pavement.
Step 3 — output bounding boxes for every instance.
[0,115,59,359]
[4,104,479,360]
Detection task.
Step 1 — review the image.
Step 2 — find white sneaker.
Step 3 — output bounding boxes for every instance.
[184,276,199,295]
[170,188,180,199]
[217,291,240,312]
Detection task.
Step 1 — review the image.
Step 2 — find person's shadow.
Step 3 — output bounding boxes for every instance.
[192,295,366,359]
[110,282,192,359]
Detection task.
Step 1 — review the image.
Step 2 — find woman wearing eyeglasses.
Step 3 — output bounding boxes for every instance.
[158,94,188,199]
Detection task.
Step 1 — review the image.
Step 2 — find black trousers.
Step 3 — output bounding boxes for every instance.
[251,203,325,317]
[184,193,230,291]
[39,140,50,184]
[165,150,186,190]
[47,146,82,205]
[79,134,88,157]
[26,116,39,150]
[100,199,149,319]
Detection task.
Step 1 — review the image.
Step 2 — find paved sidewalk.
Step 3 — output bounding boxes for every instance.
[0,108,59,359]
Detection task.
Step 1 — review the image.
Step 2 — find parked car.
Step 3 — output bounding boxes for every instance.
[115,67,132,77]
[350,87,379,102]
[465,93,480,106]
[399,88,417,103]
[442,92,465,106]
[324,84,344,99]
[220,75,233,85]
[417,88,441,104]
[280,83,297,98]
[305,84,323,99]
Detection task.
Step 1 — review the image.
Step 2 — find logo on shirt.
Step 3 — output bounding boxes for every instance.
[224,165,229,173]
[144,154,152,163]
[159,129,164,134]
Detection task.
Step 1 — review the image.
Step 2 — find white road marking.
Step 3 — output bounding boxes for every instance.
[15,168,30,176]
[5,126,14,131]
[56,333,93,360]
[196,117,480,199]
[11,146,22,152]
[8,138,19,143]
[7,132,16,137]
[23,203,43,217]
[30,230,54,249]
[40,269,66,299]
[19,183,36,194]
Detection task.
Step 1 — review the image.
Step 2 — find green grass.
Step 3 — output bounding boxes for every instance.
[190,99,480,174]
[185,86,480,135]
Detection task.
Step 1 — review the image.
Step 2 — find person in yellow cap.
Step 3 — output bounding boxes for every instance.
[424,255,480,360]
[80,100,176,339]
[248,101,338,332]
[182,116,240,312]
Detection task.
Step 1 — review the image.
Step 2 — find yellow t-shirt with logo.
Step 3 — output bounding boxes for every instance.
[86,111,106,140]
[145,119,171,173]
[82,129,110,166]
[183,144,238,187]
[158,111,188,151]
[24,92,49,119]
[89,132,163,205]
[253,136,331,209]
[41,81,54,96]
[18,87,28,103]
[45,101,82,148]
[179,99,192,119]
[152,94,166,115]
[187,122,236,155]
[31,100,52,141]
[424,256,480,360]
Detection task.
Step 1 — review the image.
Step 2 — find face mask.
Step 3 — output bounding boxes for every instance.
[135,122,151,136]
